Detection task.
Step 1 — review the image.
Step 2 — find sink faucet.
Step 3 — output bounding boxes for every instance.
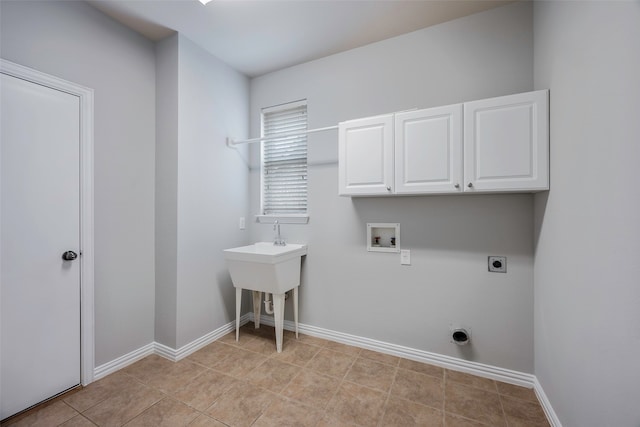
[273,220,286,246]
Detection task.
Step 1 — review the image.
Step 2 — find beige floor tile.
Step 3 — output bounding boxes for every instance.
[59,415,95,427]
[252,398,321,427]
[218,330,258,348]
[323,341,361,356]
[359,349,400,367]
[496,382,538,403]
[144,359,207,393]
[344,357,397,392]
[211,347,268,379]
[326,382,387,426]
[306,349,356,379]
[287,333,330,348]
[171,370,238,411]
[242,335,279,355]
[270,339,321,366]
[244,359,301,393]
[445,412,491,426]
[380,396,444,426]
[391,368,444,409]
[124,398,199,426]
[58,415,98,427]
[399,358,444,379]
[500,395,550,427]
[186,342,240,368]
[5,401,78,427]
[188,414,228,427]
[444,382,506,426]
[445,369,497,392]
[316,414,359,427]
[64,371,135,412]
[245,324,277,339]
[122,355,175,384]
[83,379,164,427]
[281,370,341,408]
[205,381,278,427]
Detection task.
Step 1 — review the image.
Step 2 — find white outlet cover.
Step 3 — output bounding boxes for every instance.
[401,249,411,265]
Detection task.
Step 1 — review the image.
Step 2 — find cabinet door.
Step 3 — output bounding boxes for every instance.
[339,114,394,195]
[464,90,549,192]
[395,104,463,194]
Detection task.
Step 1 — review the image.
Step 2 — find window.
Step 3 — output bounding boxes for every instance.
[261,100,308,216]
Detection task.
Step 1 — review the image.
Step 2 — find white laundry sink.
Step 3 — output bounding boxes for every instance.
[224,242,307,294]
[224,242,307,353]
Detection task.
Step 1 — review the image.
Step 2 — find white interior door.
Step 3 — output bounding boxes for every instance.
[1,73,81,420]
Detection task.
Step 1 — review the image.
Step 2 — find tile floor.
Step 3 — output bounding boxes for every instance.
[2,324,549,427]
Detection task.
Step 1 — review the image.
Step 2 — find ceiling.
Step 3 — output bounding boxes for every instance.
[88,0,513,77]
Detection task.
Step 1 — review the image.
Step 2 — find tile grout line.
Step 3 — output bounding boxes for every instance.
[375,364,399,427]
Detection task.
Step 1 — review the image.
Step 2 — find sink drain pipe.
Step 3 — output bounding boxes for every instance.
[264,293,274,314]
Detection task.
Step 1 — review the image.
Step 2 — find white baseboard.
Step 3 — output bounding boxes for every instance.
[534,377,562,427]
[93,314,251,379]
[93,342,155,381]
[94,313,560,426]
[251,313,535,388]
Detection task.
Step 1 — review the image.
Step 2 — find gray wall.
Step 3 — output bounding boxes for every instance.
[0,0,156,366]
[155,34,251,349]
[533,2,640,426]
[249,2,536,373]
[174,35,250,348]
[155,34,180,348]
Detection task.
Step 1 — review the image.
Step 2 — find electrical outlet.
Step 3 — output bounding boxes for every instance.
[488,256,506,273]
[239,217,245,230]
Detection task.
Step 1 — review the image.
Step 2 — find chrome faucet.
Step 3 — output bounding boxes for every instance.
[273,220,286,246]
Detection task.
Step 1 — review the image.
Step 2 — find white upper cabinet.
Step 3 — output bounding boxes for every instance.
[338,89,549,196]
[464,90,549,192]
[395,104,463,194]
[339,114,394,196]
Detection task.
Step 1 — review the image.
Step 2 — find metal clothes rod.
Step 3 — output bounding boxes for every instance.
[227,125,338,146]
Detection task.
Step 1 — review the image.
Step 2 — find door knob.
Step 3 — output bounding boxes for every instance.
[62,251,78,261]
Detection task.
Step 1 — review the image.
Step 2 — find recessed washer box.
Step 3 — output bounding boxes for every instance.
[367,223,400,253]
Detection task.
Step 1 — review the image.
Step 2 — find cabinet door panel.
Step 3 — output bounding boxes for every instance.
[395,104,462,194]
[339,115,393,195]
[464,90,549,191]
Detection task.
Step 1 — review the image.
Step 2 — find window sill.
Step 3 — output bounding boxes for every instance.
[256,214,309,224]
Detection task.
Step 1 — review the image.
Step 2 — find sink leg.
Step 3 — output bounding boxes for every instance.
[273,293,285,353]
[294,286,299,339]
[235,288,242,342]
[252,291,262,328]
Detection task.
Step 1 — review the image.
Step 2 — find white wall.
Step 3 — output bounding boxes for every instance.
[533,2,640,425]
[0,1,156,366]
[249,2,536,373]
[154,34,251,350]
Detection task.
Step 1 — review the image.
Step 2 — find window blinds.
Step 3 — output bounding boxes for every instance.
[261,102,308,214]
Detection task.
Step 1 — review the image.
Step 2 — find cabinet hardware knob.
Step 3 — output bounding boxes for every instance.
[468,182,473,188]
[454,183,460,188]
[386,186,391,191]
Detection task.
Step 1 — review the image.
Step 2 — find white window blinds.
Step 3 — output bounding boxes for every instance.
[261,101,308,215]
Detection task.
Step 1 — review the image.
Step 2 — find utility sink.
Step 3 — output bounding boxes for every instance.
[224,242,307,353]
[224,242,307,294]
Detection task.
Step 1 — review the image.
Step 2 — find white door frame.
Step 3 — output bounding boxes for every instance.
[0,59,95,387]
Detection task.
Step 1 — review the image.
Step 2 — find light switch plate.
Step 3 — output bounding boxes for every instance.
[401,249,411,265]
[239,217,246,230]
